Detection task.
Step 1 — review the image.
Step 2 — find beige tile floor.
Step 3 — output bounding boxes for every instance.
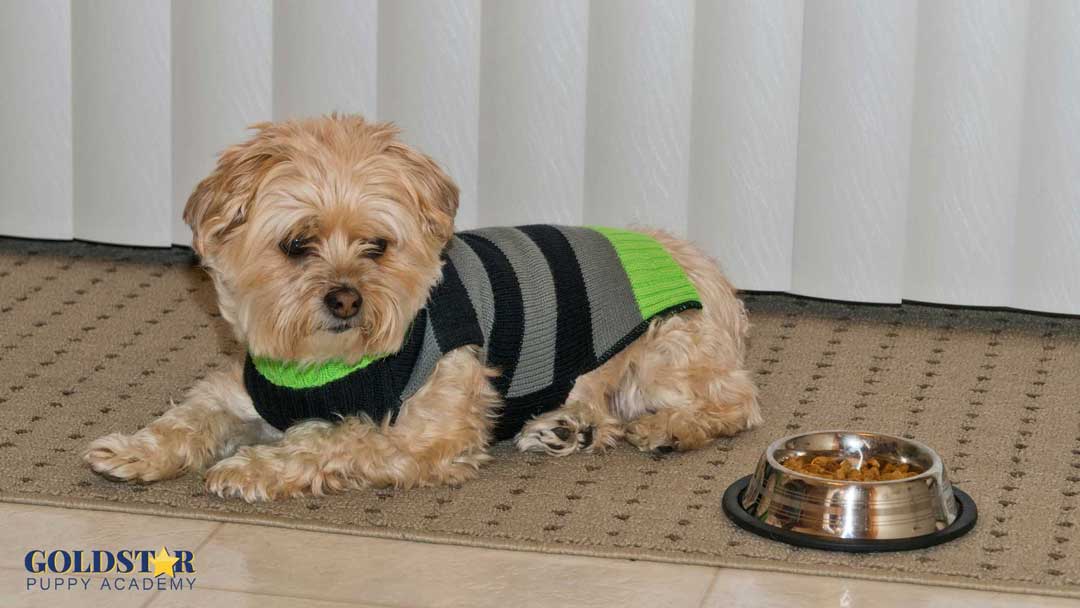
[0,503,1073,608]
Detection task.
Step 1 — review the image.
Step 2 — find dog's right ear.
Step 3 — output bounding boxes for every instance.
[183,123,278,260]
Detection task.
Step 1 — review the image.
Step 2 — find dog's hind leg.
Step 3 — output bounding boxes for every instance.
[621,351,760,453]
[84,364,278,482]
[616,230,761,452]
[613,310,761,453]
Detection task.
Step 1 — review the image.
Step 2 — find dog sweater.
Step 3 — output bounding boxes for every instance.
[244,226,702,440]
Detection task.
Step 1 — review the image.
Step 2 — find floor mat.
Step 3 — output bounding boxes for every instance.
[0,237,1077,598]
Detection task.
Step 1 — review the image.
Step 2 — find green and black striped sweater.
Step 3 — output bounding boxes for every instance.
[244,226,702,440]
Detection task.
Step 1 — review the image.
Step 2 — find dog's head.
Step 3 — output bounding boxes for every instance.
[183,114,458,362]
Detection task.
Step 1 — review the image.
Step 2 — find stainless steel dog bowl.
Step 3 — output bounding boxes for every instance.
[722,431,977,552]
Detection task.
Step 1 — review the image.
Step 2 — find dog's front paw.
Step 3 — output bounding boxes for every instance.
[205,450,281,502]
[84,432,184,483]
[206,446,346,502]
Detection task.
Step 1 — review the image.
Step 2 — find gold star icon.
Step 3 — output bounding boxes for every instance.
[148,546,179,577]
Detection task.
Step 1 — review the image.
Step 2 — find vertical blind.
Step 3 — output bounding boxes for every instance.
[1,0,1077,314]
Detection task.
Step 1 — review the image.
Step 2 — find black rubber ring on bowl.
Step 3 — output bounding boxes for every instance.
[721,475,978,553]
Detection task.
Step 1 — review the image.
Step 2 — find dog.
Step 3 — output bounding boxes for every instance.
[84,114,761,501]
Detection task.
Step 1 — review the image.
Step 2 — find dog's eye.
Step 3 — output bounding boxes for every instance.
[364,238,389,259]
[280,237,314,258]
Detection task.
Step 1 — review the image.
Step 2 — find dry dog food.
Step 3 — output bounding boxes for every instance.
[781,454,921,481]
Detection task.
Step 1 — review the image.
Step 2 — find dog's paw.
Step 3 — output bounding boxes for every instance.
[84,432,183,483]
[625,410,710,453]
[515,412,619,456]
[206,455,268,502]
[624,422,676,453]
[205,450,283,502]
[206,446,352,502]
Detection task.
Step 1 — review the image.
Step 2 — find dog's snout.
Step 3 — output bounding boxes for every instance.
[324,287,362,319]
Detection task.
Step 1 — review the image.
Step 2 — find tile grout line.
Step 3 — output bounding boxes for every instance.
[172,521,403,606]
[139,520,225,608]
[196,521,226,550]
[188,521,412,606]
[695,567,724,608]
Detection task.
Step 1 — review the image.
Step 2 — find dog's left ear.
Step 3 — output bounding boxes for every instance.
[385,141,459,243]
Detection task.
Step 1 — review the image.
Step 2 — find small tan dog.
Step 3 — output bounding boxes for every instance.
[84,114,760,501]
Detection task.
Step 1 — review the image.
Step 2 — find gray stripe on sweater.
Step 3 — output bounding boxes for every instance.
[444,236,495,350]
[556,227,643,360]
[468,227,557,397]
[401,318,442,402]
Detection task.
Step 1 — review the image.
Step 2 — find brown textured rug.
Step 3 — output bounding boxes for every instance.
[1,237,1078,599]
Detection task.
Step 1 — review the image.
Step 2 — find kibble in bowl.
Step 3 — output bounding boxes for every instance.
[781,454,922,481]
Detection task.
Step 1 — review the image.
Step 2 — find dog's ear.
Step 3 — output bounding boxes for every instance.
[183,123,279,260]
[385,141,459,243]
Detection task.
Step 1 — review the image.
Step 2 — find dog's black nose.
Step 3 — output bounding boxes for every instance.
[324,287,362,319]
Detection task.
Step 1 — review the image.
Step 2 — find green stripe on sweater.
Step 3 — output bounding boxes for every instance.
[252,354,386,389]
[589,227,701,318]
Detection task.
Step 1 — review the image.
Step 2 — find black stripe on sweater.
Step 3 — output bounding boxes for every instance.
[517,224,596,376]
[457,232,525,395]
[427,257,485,353]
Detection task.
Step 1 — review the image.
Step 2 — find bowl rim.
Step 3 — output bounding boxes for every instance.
[764,429,944,486]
